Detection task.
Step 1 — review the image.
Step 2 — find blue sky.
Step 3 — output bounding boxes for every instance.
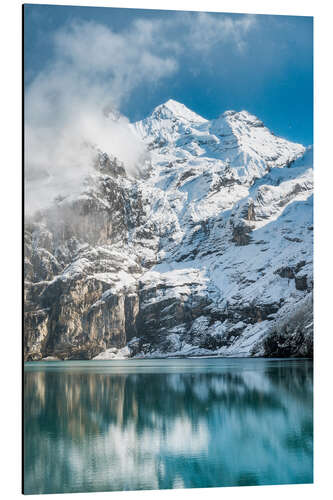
[24,4,313,145]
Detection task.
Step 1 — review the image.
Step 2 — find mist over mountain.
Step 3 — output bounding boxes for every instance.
[24,100,313,361]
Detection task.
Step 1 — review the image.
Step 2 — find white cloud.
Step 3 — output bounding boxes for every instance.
[25,13,257,214]
[187,13,257,52]
[25,19,180,213]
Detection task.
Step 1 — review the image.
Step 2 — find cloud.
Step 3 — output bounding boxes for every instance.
[186,13,257,53]
[25,12,257,214]
[25,19,180,214]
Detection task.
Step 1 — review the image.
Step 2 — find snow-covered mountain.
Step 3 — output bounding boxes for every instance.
[24,100,313,360]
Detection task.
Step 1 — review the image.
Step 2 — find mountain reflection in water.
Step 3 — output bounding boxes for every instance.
[24,358,313,494]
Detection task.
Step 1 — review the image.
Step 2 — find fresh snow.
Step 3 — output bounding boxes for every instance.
[29,100,313,359]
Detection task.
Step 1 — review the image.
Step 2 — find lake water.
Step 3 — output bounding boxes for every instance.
[24,358,313,494]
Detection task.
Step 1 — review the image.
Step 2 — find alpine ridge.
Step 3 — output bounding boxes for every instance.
[24,100,313,360]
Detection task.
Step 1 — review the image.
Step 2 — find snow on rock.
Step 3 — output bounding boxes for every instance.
[24,100,313,360]
[93,346,131,360]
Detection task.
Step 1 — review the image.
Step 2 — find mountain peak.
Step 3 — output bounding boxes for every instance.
[162,98,184,111]
[134,99,305,178]
[151,99,207,124]
[220,109,264,127]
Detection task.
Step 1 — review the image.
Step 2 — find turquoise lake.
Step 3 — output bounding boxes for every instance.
[23,358,313,494]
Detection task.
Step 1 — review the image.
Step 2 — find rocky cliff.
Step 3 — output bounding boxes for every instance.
[24,100,313,360]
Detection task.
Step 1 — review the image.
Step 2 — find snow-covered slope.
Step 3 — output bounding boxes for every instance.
[24,100,313,360]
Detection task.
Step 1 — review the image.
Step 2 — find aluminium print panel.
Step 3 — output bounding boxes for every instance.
[23,3,313,495]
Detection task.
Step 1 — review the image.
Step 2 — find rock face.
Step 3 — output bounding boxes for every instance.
[24,100,313,360]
